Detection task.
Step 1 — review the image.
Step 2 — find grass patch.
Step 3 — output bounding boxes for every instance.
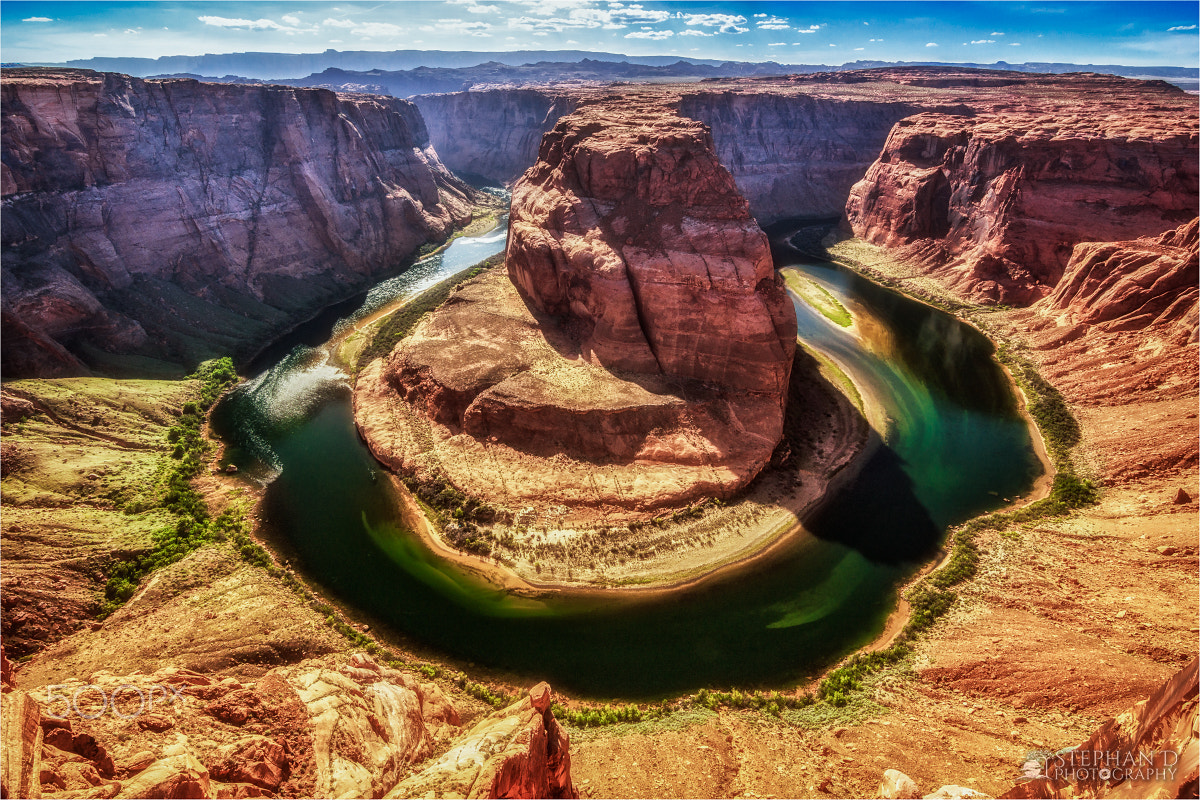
[355,254,503,372]
[783,270,853,327]
[98,358,239,617]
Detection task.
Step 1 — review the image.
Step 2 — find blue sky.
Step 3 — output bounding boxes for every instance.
[3,1,1197,67]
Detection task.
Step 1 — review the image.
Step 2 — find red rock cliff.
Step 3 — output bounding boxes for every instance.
[846,98,1199,304]
[1,68,473,377]
[505,103,796,398]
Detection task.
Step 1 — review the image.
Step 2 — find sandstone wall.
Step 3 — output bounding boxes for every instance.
[1,68,474,377]
[678,91,925,224]
[412,89,577,185]
[846,111,1199,304]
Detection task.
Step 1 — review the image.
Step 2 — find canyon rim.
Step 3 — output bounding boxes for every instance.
[2,3,1198,799]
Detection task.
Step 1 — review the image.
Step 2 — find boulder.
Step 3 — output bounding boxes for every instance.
[880,768,922,799]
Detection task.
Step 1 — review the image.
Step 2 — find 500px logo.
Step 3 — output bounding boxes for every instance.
[43,684,184,720]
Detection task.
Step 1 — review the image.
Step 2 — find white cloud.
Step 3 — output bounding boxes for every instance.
[625,28,673,39]
[990,31,1005,35]
[508,4,668,34]
[682,13,748,33]
[281,14,301,26]
[970,39,996,44]
[123,28,141,34]
[678,29,713,37]
[420,18,493,36]
[768,42,786,46]
[467,4,500,12]
[753,13,768,18]
[22,16,53,22]
[854,46,864,50]
[829,43,836,46]
[198,15,316,33]
[1009,42,1022,46]
[1168,24,1198,31]
[756,15,791,30]
[869,37,883,42]
[199,16,284,30]
[925,41,938,47]
[348,21,406,38]
[322,18,356,28]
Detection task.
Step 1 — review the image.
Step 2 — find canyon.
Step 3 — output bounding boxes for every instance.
[1,63,1197,800]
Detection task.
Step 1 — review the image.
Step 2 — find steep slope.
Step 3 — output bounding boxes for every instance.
[678,91,930,223]
[1,68,474,377]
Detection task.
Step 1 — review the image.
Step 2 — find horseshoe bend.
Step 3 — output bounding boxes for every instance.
[2,38,1199,800]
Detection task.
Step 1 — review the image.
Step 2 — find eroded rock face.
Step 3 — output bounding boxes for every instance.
[1,68,473,376]
[387,681,577,799]
[357,105,795,519]
[413,89,578,186]
[679,91,928,224]
[506,104,796,397]
[1,654,478,800]
[1042,218,1199,345]
[2,654,571,800]
[997,657,1198,799]
[846,109,1199,304]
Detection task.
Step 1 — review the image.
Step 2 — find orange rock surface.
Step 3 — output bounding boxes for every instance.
[846,101,1198,304]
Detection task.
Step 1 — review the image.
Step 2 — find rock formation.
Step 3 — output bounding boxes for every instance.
[355,103,796,520]
[846,106,1198,304]
[0,650,574,800]
[994,657,1199,798]
[387,681,577,799]
[2,68,474,377]
[505,103,796,396]
[1042,218,1199,344]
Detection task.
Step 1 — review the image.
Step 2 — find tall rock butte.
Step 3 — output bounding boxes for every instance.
[1,68,473,377]
[355,103,796,520]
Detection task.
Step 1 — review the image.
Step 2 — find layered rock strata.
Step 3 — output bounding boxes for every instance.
[412,89,578,185]
[846,109,1199,304]
[678,91,928,223]
[1,650,574,800]
[387,681,577,799]
[1042,218,1199,345]
[356,105,795,519]
[2,68,473,377]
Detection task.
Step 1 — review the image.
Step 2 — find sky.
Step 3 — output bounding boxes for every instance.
[3,1,1197,68]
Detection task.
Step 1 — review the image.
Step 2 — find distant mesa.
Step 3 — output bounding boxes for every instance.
[354,102,797,522]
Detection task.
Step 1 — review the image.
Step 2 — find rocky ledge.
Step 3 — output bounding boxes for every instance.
[355,104,797,523]
[846,102,1198,304]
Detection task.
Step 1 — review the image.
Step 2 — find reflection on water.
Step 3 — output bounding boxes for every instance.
[213,217,1042,697]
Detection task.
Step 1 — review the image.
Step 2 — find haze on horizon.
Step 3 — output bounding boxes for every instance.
[3,0,1197,69]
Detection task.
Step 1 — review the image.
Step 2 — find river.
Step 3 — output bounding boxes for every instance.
[212,218,1041,699]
